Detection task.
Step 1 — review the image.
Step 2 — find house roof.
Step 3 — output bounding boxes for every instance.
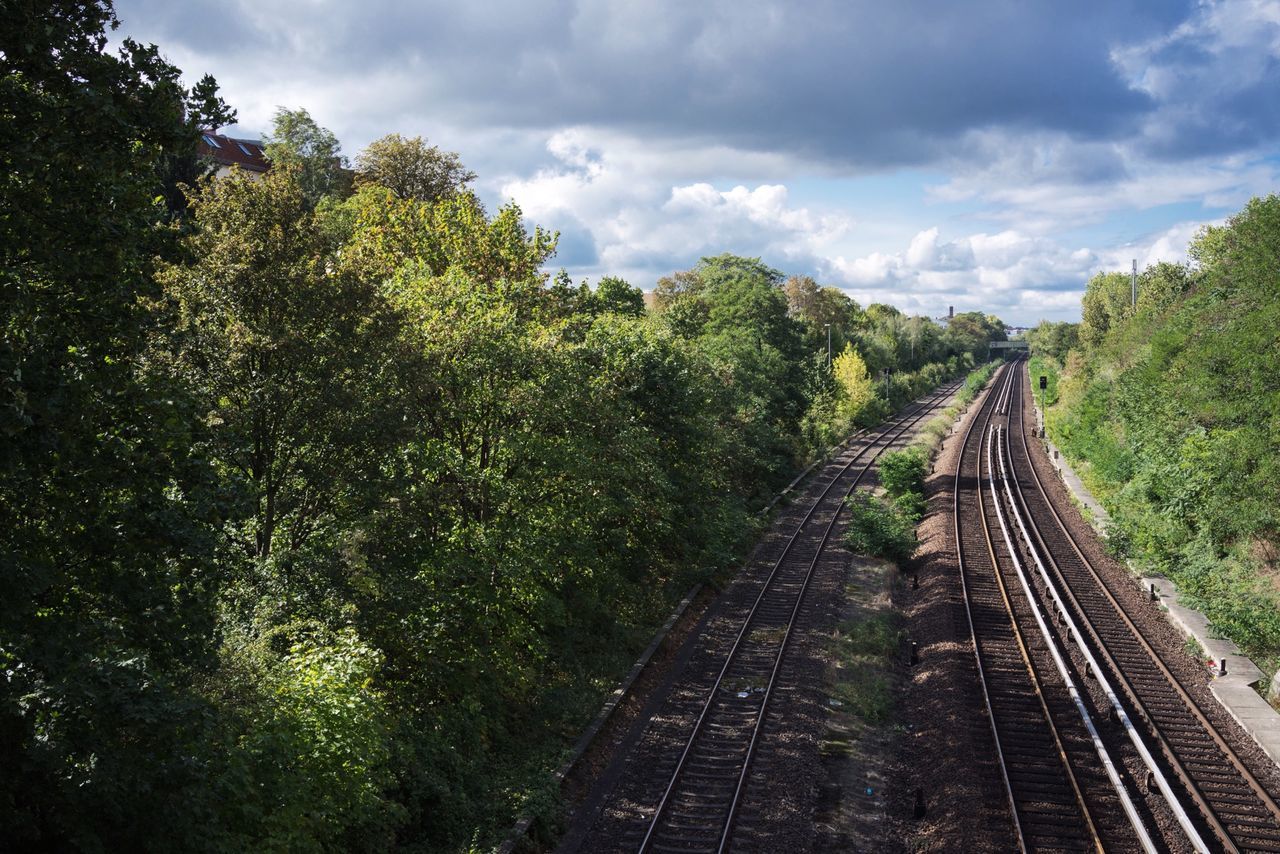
[197,130,270,173]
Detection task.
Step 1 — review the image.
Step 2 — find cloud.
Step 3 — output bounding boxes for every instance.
[501,128,851,277]
[109,0,1280,325]
[115,0,1186,167]
[1113,0,1280,158]
[1097,218,1220,270]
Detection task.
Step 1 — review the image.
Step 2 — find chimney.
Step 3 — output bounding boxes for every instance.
[948,306,954,318]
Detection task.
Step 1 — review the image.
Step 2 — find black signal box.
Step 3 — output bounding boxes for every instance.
[1039,376,1048,389]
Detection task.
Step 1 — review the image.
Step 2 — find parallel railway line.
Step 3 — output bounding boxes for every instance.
[574,379,965,852]
[956,357,1280,852]
[1001,359,1280,852]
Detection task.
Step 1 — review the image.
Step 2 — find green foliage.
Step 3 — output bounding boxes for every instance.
[264,107,353,206]
[354,133,475,203]
[1027,355,1060,408]
[839,612,901,658]
[155,168,399,564]
[879,446,928,499]
[590,275,645,317]
[1025,320,1079,363]
[228,626,400,851]
[0,3,236,846]
[1048,194,1280,667]
[831,612,900,723]
[956,360,997,407]
[2,7,1033,848]
[831,666,894,724]
[844,490,918,565]
[833,343,875,422]
[942,311,1007,362]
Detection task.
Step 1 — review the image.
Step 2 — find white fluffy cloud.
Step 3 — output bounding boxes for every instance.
[501,128,851,276]
[825,219,1210,322]
[112,0,1280,324]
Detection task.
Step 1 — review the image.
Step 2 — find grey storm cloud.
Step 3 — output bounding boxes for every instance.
[117,0,1202,168]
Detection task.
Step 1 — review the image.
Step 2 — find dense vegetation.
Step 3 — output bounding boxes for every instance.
[845,360,999,565]
[1027,196,1280,672]
[844,491,920,565]
[1,4,1008,850]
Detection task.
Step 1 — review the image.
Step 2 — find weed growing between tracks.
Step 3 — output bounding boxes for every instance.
[816,561,902,850]
[830,611,901,724]
[845,491,919,565]
[816,363,1002,851]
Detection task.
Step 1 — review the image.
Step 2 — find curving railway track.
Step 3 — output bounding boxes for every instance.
[955,357,1280,853]
[570,379,966,853]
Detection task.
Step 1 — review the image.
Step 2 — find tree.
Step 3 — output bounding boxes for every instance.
[355,133,475,203]
[1138,261,1193,315]
[155,169,397,564]
[833,344,875,420]
[593,275,646,316]
[1079,271,1133,349]
[264,106,352,206]
[156,72,237,218]
[1026,320,1080,363]
[1,1,231,844]
[783,274,821,321]
[695,253,784,288]
[653,268,704,310]
[340,186,558,314]
[944,310,1006,360]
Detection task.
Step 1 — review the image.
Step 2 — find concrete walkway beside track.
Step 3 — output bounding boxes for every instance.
[1032,407,1280,771]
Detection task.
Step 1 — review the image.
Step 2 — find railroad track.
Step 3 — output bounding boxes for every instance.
[572,378,965,853]
[956,360,1121,852]
[957,357,1280,853]
[1001,360,1280,852]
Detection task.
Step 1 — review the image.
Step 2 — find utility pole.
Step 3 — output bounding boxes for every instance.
[1131,258,1138,310]
[825,323,832,368]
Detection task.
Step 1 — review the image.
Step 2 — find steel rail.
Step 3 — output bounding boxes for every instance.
[952,361,1023,849]
[1007,361,1280,850]
[990,425,1162,852]
[637,379,963,852]
[1000,376,1212,850]
[955,361,1102,852]
[716,379,963,852]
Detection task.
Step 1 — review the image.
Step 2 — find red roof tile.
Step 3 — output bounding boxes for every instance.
[197,130,270,173]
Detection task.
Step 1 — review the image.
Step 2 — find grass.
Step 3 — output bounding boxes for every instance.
[830,612,901,725]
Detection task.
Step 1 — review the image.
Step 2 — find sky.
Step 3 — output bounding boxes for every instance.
[113,0,1280,325]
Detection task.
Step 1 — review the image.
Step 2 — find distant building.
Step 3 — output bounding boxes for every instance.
[935,305,955,327]
[197,130,270,180]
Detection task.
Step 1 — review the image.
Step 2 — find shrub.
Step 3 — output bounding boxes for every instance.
[844,490,917,564]
[879,446,928,498]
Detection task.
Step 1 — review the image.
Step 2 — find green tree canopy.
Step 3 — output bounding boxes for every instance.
[833,344,875,421]
[592,275,646,316]
[1025,320,1080,362]
[1,1,233,844]
[354,133,476,203]
[155,168,399,563]
[264,106,352,206]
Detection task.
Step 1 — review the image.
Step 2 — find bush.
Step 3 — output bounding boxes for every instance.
[844,490,917,564]
[893,490,927,524]
[879,446,928,498]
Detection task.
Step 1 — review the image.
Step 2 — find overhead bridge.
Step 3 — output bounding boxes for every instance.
[989,340,1029,359]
